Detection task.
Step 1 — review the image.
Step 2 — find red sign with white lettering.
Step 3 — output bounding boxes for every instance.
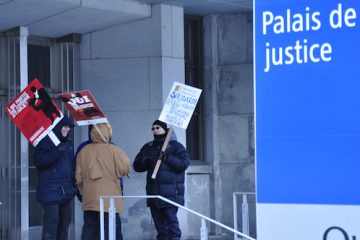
[59,90,108,126]
[5,79,63,146]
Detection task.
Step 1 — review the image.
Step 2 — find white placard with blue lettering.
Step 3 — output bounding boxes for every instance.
[255,0,360,239]
[159,82,202,129]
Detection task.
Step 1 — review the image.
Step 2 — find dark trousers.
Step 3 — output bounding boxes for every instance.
[42,200,72,240]
[150,207,181,240]
[81,210,123,240]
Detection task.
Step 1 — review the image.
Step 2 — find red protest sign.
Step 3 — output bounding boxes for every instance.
[5,79,63,146]
[59,90,108,126]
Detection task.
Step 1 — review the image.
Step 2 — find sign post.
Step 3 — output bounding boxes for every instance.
[151,82,202,179]
[151,127,174,179]
[255,1,360,239]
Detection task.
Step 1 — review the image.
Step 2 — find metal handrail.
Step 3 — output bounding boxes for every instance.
[100,195,256,240]
[233,192,256,240]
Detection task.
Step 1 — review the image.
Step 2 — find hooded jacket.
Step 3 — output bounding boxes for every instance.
[76,123,130,212]
[133,130,190,208]
[34,116,76,204]
[75,125,124,196]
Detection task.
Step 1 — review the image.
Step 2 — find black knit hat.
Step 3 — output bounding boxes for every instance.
[152,120,168,131]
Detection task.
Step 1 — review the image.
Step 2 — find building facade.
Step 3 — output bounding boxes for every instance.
[0,1,255,239]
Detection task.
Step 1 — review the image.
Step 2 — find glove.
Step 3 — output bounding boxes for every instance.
[159,151,168,162]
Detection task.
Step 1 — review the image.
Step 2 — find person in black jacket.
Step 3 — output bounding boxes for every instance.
[34,116,76,240]
[133,120,190,240]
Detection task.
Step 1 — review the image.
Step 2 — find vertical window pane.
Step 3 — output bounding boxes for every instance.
[184,15,203,161]
[28,45,50,86]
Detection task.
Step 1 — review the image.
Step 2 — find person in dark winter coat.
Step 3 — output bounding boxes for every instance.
[133,120,190,240]
[34,115,76,240]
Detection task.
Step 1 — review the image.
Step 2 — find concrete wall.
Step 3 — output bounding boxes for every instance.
[78,4,187,240]
[203,13,255,237]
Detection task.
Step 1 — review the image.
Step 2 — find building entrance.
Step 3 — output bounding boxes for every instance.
[0,28,79,240]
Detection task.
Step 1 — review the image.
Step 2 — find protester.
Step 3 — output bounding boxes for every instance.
[133,120,190,240]
[75,125,124,200]
[33,115,76,240]
[76,123,130,240]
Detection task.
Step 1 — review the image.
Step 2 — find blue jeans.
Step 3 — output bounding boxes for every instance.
[150,207,181,240]
[42,200,72,240]
[81,211,123,240]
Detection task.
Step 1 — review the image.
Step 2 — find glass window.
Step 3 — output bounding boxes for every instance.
[28,45,50,86]
[184,15,204,161]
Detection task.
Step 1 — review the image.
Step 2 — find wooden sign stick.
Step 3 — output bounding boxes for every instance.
[151,127,174,179]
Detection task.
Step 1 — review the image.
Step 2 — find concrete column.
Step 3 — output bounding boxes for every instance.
[203,12,254,235]
[19,26,29,240]
[79,4,186,240]
[158,5,188,237]
[204,15,223,234]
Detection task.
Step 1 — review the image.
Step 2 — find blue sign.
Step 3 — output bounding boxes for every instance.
[256,0,360,206]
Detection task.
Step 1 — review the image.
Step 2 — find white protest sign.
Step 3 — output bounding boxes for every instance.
[152,82,202,179]
[159,82,202,129]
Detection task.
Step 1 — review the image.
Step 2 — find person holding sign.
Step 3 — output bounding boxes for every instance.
[133,120,190,240]
[75,123,130,240]
[33,115,76,240]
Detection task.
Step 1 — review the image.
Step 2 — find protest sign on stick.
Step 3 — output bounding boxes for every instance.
[5,79,63,146]
[59,90,108,126]
[151,82,202,179]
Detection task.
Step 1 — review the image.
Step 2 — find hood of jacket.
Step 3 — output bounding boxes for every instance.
[52,115,75,142]
[91,123,112,143]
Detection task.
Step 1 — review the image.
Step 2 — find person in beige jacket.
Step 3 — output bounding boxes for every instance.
[76,123,130,240]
